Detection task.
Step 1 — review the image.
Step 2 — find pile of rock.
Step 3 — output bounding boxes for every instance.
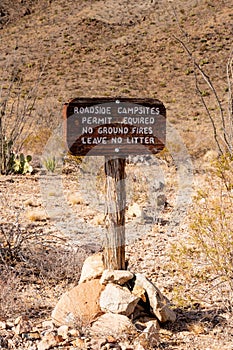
[50,253,176,349]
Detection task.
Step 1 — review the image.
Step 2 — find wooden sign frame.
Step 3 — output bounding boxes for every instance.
[63,97,166,157]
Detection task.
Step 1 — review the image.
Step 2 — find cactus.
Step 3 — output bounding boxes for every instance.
[12,153,33,174]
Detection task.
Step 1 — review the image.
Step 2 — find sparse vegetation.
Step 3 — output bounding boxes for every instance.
[42,155,56,173]
[11,153,33,174]
[167,7,233,315]
[0,244,88,319]
[0,61,48,174]
[169,154,233,310]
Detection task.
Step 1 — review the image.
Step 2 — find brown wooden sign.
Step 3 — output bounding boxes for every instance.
[63,97,166,156]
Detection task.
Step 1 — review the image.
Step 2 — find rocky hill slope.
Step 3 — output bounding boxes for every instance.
[0,0,232,157]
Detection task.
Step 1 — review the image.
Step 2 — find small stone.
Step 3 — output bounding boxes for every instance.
[21,331,40,340]
[142,320,160,346]
[100,284,139,316]
[157,193,166,207]
[119,344,134,350]
[107,335,117,343]
[92,213,105,226]
[37,332,62,350]
[127,203,144,219]
[71,337,86,348]
[134,321,146,331]
[57,325,69,339]
[13,316,32,335]
[87,337,107,349]
[131,284,146,302]
[24,198,38,207]
[91,313,136,338]
[79,253,104,284]
[26,209,48,222]
[68,328,80,337]
[42,320,53,329]
[100,270,134,285]
[14,316,23,325]
[6,321,14,329]
[102,344,122,350]
[68,192,84,205]
[134,344,146,350]
[0,321,6,329]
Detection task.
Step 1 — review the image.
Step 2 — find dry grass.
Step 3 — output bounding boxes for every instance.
[67,193,84,206]
[25,209,48,222]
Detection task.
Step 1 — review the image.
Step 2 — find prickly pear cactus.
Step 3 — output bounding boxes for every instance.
[13,153,33,174]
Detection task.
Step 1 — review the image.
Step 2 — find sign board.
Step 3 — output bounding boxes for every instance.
[63,97,166,156]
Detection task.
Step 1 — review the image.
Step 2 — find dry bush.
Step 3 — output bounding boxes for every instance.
[0,269,24,318]
[168,155,233,311]
[0,55,61,174]
[0,222,89,319]
[173,12,233,157]
[27,244,88,285]
[0,266,50,320]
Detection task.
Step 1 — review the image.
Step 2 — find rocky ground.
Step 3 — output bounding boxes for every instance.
[1,155,233,349]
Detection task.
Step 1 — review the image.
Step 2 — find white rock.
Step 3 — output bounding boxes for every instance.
[134,274,176,323]
[37,332,59,350]
[57,325,69,339]
[12,317,32,335]
[0,321,6,329]
[134,345,146,350]
[68,328,80,337]
[100,270,134,285]
[127,203,144,219]
[14,316,23,325]
[79,252,104,284]
[91,313,136,337]
[100,284,139,316]
[42,320,53,330]
[143,320,160,346]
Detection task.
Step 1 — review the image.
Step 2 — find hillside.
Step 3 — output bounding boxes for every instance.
[0,0,232,156]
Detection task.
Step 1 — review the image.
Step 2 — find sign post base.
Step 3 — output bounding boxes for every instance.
[103,156,126,270]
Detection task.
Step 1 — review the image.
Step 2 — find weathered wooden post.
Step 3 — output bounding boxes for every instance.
[63,98,166,270]
[104,156,126,269]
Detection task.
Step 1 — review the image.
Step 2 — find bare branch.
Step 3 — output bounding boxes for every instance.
[173,33,233,156]
[226,48,233,153]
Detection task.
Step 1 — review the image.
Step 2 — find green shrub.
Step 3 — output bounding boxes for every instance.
[168,154,233,308]
[42,155,56,173]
